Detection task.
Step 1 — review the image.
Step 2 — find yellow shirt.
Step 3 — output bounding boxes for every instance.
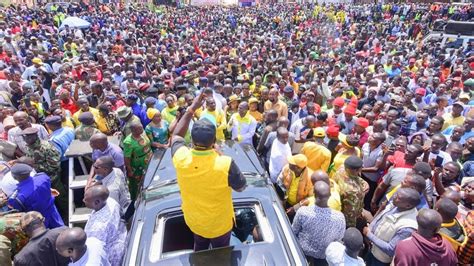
[96,115,109,134]
[442,113,465,131]
[200,109,227,141]
[288,176,301,206]
[72,107,100,127]
[301,142,332,172]
[330,148,361,178]
[264,100,288,118]
[307,181,342,211]
[173,147,234,238]
[249,84,267,98]
[249,110,263,123]
[61,118,75,129]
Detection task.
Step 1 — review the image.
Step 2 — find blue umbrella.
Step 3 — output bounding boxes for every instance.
[59,16,91,30]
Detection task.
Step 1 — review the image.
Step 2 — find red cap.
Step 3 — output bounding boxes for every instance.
[415,87,426,96]
[344,104,357,115]
[356,118,369,128]
[326,125,340,138]
[333,97,345,107]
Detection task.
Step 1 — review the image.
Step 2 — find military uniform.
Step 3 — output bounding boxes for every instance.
[24,140,68,223]
[0,212,29,256]
[24,140,61,181]
[120,115,141,141]
[74,125,100,141]
[0,235,11,266]
[333,166,369,228]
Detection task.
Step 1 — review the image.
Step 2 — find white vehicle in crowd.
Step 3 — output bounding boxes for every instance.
[423,20,474,51]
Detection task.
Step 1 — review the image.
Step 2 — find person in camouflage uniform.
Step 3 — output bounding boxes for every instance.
[0,212,29,257]
[74,112,100,141]
[21,127,68,223]
[0,235,11,265]
[332,156,369,228]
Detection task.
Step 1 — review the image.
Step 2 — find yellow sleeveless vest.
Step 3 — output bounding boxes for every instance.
[439,219,468,252]
[173,147,233,238]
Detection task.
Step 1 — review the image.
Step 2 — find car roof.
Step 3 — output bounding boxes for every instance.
[143,140,267,190]
[130,185,305,265]
[128,142,306,265]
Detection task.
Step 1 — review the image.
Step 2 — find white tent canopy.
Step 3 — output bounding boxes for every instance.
[59,16,91,30]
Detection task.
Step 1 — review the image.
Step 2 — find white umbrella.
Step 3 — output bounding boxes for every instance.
[59,17,91,30]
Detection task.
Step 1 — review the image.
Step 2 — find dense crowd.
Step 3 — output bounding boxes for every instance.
[0,1,473,265]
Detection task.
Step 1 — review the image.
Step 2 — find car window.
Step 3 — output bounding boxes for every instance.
[445,37,464,49]
[426,35,442,44]
[149,202,273,262]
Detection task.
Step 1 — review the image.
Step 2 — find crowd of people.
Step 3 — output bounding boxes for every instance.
[0,1,473,265]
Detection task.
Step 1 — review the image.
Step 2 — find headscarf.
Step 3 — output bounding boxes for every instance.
[146,108,160,120]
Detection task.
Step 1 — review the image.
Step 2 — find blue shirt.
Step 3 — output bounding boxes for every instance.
[8,173,64,229]
[131,103,142,119]
[139,107,151,127]
[91,143,125,172]
[50,127,75,161]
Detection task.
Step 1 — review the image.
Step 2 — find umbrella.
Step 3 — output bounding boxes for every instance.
[59,17,91,30]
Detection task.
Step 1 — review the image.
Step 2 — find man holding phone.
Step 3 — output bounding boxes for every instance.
[424,133,452,168]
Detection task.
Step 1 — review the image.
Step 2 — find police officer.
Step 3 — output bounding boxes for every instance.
[7,164,64,229]
[171,93,247,251]
[22,127,68,223]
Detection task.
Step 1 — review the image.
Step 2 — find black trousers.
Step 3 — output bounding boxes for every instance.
[361,174,378,212]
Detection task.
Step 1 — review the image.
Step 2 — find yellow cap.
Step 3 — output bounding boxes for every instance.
[287,154,308,168]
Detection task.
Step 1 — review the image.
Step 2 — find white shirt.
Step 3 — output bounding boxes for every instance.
[428,150,452,167]
[325,241,365,266]
[228,114,257,145]
[97,168,131,216]
[69,237,110,266]
[119,80,139,95]
[289,118,312,153]
[7,124,50,153]
[269,139,291,183]
[0,169,36,197]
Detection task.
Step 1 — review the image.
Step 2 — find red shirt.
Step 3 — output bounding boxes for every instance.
[61,99,78,115]
[387,151,413,169]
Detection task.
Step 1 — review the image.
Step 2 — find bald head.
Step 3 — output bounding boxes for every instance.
[83,185,109,211]
[343,227,364,254]
[305,115,315,126]
[56,227,88,260]
[89,133,108,150]
[403,174,426,193]
[417,209,442,238]
[266,109,278,122]
[86,185,109,200]
[435,198,458,223]
[277,116,289,128]
[96,155,114,169]
[13,111,28,119]
[394,187,420,211]
[311,170,330,186]
[441,190,461,205]
[314,181,330,207]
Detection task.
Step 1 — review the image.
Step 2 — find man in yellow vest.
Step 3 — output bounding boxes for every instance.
[171,94,246,251]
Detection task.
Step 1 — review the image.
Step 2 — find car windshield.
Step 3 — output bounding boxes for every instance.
[445,38,464,49]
